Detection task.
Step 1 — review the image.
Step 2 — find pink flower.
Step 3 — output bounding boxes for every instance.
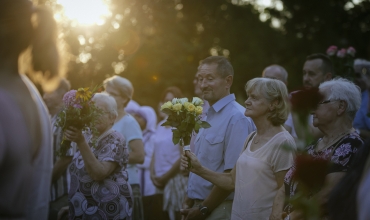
[73,103,83,109]
[347,47,356,57]
[337,48,346,58]
[326,45,338,56]
[63,90,78,107]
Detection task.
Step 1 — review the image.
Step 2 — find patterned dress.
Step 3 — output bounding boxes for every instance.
[283,131,363,214]
[68,131,133,220]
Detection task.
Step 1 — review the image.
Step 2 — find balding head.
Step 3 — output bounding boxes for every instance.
[262,65,288,85]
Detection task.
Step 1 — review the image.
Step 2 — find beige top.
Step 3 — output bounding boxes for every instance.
[231,131,295,220]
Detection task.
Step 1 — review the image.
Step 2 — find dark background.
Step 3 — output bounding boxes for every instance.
[38,0,370,108]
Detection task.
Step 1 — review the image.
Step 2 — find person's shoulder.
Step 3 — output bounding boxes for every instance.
[342,132,364,147]
[223,101,246,117]
[272,131,296,147]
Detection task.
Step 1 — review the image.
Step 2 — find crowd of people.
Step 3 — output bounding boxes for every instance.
[2,1,370,220]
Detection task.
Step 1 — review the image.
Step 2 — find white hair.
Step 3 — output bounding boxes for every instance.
[319,77,361,120]
[92,93,118,118]
[354,59,370,67]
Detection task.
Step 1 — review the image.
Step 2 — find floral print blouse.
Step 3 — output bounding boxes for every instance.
[68,130,133,220]
[283,131,363,213]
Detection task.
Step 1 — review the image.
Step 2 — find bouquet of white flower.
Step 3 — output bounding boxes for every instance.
[160,97,211,167]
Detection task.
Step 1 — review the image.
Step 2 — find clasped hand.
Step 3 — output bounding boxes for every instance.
[180,151,202,173]
[64,126,85,145]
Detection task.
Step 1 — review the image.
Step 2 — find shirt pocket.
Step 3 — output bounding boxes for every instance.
[204,133,224,163]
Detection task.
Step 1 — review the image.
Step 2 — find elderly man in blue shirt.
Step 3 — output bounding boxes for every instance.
[181,56,255,220]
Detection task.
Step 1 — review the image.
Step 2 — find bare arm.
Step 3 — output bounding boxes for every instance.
[128,139,145,164]
[51,156,72,183]
[316,172,346,206]
[270,170,288,220]
[182,151,236,191]
[64,127,118,181]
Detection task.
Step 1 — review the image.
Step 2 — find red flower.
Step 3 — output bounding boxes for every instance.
[293,154,329,190]
[290,88,323,114]
[326,46,338,56]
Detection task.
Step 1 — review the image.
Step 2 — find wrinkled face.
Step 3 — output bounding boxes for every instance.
[303,59,327,89]
[105,85,128,110]
[43,90,63,114]
[197,63,230,105]
[94,99,115,133]
[244,90,271,119]
[312,88,339,128]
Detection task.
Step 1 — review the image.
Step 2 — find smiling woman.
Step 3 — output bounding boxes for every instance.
[54,0,112,26]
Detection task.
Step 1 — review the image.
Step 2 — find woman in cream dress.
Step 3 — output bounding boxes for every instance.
[182,78,296,220]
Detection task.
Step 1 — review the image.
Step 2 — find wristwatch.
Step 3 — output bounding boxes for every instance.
[198,204,209,216]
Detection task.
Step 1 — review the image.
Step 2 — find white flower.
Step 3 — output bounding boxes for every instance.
[178,98,188,104]
[192,97,204,106]
[172,98,179,105]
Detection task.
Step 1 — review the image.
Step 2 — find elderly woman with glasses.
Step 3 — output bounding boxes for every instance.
[64,93,133,219]
[272,78,364,220]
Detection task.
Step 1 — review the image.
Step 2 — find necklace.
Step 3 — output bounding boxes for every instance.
[317,128,353,151]
[253,135,260,144]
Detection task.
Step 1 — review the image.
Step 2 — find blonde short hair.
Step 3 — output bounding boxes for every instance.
[245,78,289,126]
[103,76,134,100]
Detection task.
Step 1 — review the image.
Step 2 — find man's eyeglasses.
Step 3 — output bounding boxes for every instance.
[318,100,339,105]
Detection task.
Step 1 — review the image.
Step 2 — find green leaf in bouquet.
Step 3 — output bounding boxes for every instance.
[200,121,211,128]
[172,129,180,145]
[194,122,201,133]
[179,121,188,132]
[161,108,173,115]
[161,120,172,127]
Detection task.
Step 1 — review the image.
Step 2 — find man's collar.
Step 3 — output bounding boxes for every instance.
[211,94,235,112]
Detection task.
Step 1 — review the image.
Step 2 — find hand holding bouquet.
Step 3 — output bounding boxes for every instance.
[55,87,103,156]
[160,97,211,168]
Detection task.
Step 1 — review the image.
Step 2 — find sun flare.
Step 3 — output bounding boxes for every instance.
[55,0,111,26]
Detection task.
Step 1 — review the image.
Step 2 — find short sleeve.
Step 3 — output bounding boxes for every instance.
[329,137,363,173]
[98,132,129,167]
[114,115,143,143]
[270,135,296,173]
[224,116,254,170]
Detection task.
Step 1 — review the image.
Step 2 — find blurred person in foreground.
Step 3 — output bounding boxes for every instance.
[43,78,73,219]
[353,59,370,139]
[182,78,295,219]
[272,78,363,220]
[64,93,133,219]
[150,87,188,220]
[180,56,255,220]
[0,1,61,219]
[129,106,161,220]
[104,76,145,220]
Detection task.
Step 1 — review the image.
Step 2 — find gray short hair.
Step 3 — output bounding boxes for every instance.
[319,78,361,120]
[92,93,118,119]
[199,56,234,78]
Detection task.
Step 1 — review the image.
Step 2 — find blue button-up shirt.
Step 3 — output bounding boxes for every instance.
[354,90,370,130]
[187,94,255,200]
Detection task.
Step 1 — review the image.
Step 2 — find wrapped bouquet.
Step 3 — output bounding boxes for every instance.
[55,87,103,156]
[160,97,211,167]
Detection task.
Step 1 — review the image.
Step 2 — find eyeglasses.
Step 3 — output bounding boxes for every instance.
[317,100,340,105]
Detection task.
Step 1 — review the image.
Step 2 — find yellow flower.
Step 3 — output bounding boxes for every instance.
[76,87,92,102]
[172,103,182,112]
[161,101,173,110]
[186,103,195,112]
[195,106,203,115]
[183,102,191,109]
